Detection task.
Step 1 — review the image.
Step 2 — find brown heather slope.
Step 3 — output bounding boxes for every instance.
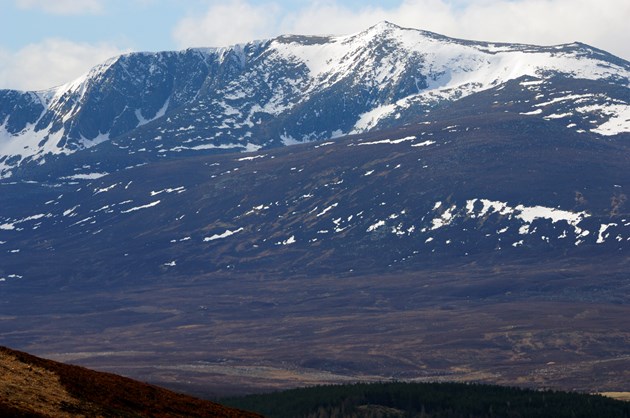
[0,346,262,418]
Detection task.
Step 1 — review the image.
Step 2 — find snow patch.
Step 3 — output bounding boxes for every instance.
[520,109,543,116]
[136,98,170,126]
[94,184,118,195]
[80,133,109,148]
[430,205,457,230]
[314,141,334,148]
[203,227,244,242]
[353,104,398,132]
[544,112,573,119]
[411,140,435,147]
[514,204,588,227]
[520,79,544,86]
[282,235,296,245]
[358,136,416,146]
[316,203,338,217]
[586,105,630,136]
[367,220,386,232]
[150,186,185,196]
[63,205,80,217]
[597,223,617,244]
[237,154,267,161]
[121,200,161,213]
[62,172,109,180]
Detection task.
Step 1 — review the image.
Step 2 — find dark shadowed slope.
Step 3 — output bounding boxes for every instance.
[0,346,262,418]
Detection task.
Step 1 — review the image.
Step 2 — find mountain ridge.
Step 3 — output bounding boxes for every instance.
[2,22,629,180]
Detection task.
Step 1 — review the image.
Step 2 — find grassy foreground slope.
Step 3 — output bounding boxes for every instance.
[0,346,261,418]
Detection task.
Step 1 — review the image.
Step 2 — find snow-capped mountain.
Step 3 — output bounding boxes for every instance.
[1,21,629,180]
[1,23,630,395]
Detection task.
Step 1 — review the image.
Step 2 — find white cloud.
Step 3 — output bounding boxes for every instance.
[0,39,126,91]
[15,0,104,15]
[171,0,630,61]
[172,0,281,48]
[434,0,630,58]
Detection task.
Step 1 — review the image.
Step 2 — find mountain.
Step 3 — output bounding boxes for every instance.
[0,23,629,396]
[1,103,629,282]
[1,100,629,394]
[1,21,629,181]
[0,345,261,417]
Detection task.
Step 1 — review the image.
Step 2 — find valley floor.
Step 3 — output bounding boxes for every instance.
[2,258,628,398]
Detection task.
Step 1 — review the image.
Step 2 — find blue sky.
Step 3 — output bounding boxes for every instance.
[1,0,404,52]
[1,0,628,90]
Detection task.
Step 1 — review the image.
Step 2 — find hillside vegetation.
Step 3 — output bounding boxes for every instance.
[224,382,630,418]
[0,346,260,418]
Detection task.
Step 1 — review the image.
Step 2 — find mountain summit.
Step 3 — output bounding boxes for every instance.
[1,23,629,180]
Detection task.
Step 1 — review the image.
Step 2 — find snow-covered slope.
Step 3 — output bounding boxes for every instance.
[1,21,629,179]
[267,22,630,133]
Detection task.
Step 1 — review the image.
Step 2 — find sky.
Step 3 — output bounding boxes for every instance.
[1,0,628,91]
